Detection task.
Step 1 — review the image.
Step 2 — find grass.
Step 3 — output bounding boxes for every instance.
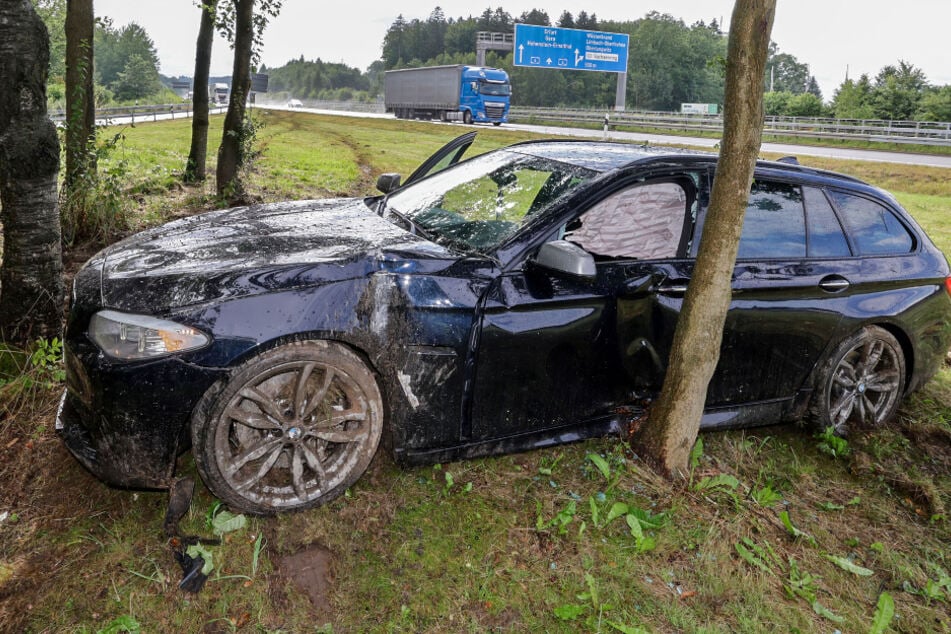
[1,111,950,633]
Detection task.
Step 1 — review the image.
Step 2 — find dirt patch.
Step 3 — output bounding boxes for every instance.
[276,544,334,615]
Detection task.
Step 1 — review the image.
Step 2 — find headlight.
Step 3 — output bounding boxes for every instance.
[89,310,210,360]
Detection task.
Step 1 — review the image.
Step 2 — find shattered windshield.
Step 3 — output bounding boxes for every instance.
[384,150,595,255]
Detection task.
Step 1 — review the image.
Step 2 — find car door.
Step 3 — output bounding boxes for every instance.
[403,132,477,186]
[700,175,849,409]
[467,173,703,442]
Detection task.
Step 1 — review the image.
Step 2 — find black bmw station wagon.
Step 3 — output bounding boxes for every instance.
[58,133,951,513]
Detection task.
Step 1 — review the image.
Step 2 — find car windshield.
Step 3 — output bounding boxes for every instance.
[384,149,596,255]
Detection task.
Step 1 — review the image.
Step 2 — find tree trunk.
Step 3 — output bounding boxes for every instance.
[0,0,65,346]
[184,0,216,184]
[64,0,95,192]
[215,0,253,199]
[631,0,776,478]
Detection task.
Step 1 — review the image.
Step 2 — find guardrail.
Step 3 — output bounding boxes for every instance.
[509,106,951,147]
[50,103,228,124]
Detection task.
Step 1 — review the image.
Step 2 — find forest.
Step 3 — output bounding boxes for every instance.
[263,6,951,121]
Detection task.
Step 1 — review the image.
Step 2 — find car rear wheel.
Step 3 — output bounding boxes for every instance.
[191,340,383,515]
[809,326,905,436]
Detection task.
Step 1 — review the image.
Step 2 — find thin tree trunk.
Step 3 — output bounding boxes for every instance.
[184,0,216,184]
[631,0,776,478]
[0,0,65,345]
[64,0,95,192]
[216,0,253,199]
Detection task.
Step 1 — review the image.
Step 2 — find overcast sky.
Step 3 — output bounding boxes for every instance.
[94,1,951,101]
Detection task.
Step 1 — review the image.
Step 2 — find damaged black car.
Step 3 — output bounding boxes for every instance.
[58,133,951,514]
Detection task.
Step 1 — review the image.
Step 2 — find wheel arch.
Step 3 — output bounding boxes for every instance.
[189,331,398,454]
[871,321,915,394]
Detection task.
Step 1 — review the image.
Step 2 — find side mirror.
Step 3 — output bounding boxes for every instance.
[533,240,596,279]
[376,173,402,194]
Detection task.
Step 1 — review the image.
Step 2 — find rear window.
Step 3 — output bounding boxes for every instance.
[738,181,805,259]
[828,190,915,255]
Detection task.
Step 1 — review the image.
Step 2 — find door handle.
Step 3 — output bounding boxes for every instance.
[819,275,850,293]
[656,282,689,296]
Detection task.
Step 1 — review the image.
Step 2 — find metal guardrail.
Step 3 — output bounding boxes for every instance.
[50,103,228,124]
[509,106,951,147]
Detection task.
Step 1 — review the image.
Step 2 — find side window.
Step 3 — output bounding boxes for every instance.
[738,181,805,259]
[828,190,915,255]
[565,182,688,260]
[803,187,851,257]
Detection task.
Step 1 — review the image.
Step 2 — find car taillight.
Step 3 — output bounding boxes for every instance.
[945,277,951,296]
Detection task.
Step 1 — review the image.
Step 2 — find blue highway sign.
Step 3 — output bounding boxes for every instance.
[513,24,629,74]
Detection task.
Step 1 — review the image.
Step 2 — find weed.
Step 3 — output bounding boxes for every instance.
[815,426,850,458]
[869,592,895,634]
[751,484,783,507]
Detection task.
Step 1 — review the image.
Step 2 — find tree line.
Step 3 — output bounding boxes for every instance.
[264,6,950,122]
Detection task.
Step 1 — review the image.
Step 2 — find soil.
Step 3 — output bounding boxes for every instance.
[275,545,334,615]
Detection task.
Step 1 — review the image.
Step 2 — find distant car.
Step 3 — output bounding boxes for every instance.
[287,99,303,108]
[58,133,951,514]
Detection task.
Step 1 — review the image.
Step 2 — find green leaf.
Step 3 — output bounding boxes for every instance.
[605,502,629,525]
[824,554,873,576]
[779,511,816,546]
[626,514,644,540]
[251,534,264,576]
[818,501,845,512]
[811,600,844,623]
[869,592,895,634]
[589,496,600,527]
[586,453,612,480]
[735,541,772,574]
[553,604,585,620]
[694,474,740,492]
[689,437,703,469]
[211,509,247,536]
[186,543,215,576]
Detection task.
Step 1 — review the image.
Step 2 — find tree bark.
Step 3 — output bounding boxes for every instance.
[631,0,776,478]
[215,0,253,199]
[0,0,65,345]
[184,0,216,184]
[64,0,95,191]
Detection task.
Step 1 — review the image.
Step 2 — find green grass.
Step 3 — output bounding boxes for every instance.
[1,111,950,633]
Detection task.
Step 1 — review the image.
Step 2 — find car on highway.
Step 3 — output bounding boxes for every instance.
[58,133,951,514]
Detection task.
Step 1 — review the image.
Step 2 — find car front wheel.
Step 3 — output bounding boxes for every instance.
[191,340,384,514]
[810,326,905,436]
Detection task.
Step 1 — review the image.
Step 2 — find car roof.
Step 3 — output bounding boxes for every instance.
[505,139,869,188]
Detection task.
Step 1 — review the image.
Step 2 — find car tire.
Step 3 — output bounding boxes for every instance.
[808,325,905,436]
[463,110,472,124]
[191,340,384,515]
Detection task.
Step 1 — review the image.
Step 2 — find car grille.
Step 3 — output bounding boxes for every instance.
[485,103,505,119]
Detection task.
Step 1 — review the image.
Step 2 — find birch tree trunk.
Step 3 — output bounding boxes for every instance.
[631,0,776,478]
[184,0,217,184]
[0,0,65,345]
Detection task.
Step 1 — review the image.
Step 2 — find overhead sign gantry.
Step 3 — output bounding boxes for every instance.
[513,24,629,73]
[513,23,630,110]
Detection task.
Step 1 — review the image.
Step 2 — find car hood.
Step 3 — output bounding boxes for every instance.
[94,198,453,312]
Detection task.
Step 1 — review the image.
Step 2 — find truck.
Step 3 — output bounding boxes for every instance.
[384,65,511,125]
[211,83,229,106]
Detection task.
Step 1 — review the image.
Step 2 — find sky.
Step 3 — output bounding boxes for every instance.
[94,1,951,102]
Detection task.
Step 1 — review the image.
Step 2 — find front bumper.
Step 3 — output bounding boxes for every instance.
[57,339,228,489]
